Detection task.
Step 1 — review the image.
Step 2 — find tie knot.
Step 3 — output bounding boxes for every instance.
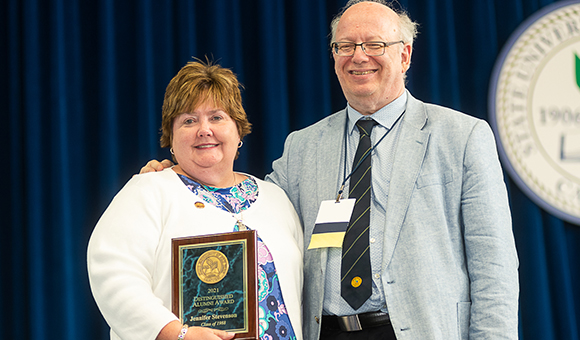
[356,119,376,137]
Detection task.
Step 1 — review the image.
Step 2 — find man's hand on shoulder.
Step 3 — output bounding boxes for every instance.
[140,159,174,174]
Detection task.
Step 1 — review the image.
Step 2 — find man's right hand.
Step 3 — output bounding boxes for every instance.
[140,159,174,174]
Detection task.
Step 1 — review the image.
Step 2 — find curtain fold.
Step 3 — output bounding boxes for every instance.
[1,0,578,339]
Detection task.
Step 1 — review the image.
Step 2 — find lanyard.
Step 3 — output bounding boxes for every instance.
[336,109,405,202]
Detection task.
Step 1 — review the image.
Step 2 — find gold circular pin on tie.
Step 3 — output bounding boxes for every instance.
[194,202,205,208]
[351,276,362,288]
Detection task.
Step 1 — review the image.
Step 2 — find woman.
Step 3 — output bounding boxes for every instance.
[87,60,303,340]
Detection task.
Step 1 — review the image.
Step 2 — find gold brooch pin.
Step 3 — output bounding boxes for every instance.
[351,276,362,288]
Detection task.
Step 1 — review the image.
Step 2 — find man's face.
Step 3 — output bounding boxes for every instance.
[333,2,412,115]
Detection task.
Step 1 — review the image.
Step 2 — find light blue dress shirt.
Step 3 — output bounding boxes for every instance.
[323,91,407,316]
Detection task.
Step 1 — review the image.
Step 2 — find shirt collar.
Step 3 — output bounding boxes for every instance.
[347,90,407,135]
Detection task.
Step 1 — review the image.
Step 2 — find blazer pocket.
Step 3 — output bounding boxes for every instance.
[416,171,454,189]
[457,301,471,340]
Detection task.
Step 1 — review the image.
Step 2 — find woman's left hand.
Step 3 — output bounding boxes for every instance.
[186,326,236,340]
[157,320,235,340]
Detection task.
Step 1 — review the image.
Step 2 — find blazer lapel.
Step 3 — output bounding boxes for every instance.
[383,94,430,268]
[316,110,347,204]
[311,110,347,277]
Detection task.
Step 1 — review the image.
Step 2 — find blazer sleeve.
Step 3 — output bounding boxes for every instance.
[461,120,519,339]
[265,131,301,218]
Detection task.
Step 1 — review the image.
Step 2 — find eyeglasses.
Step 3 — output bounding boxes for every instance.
[331,41,404,56]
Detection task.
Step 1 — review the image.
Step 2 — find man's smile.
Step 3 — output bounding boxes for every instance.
[350,70,377,75]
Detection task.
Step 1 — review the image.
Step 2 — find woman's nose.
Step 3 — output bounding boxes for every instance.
[197,119,213,137]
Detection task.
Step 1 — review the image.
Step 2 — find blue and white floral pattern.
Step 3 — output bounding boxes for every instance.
[178,174,297,340]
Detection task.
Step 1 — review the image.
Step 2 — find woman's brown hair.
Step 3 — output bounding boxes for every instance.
[160,59,251,159]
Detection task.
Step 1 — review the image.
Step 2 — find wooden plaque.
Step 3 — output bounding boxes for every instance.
[172,230,258,339]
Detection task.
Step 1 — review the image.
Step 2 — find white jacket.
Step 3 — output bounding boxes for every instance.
[88,168,303,340]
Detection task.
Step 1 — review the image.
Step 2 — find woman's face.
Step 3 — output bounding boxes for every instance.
[171,100,240,178]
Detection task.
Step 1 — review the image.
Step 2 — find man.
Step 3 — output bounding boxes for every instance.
[143,1,519,339]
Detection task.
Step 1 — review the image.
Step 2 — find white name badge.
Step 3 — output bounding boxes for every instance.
[307,199,355,249]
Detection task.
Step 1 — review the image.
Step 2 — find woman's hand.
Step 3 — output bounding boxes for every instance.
[186,326,235,340]
[157,321,235,340]
[139,159,174,174]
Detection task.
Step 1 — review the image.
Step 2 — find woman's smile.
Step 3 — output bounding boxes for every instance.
[171,100,241,179]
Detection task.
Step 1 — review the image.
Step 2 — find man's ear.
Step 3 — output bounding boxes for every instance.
[401,43,412,73]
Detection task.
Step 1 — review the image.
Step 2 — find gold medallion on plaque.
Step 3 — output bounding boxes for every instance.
[196,250,229,284]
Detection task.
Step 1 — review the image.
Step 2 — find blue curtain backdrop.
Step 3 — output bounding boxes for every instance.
[1,0,579,339]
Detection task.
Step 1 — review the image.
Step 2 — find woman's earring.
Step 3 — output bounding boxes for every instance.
[170,148,175,155]
[238,141,243,148]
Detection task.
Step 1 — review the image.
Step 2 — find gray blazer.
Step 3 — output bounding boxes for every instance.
[266,92,519,340]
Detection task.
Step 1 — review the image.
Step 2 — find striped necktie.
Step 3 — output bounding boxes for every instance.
[341,118,376,310]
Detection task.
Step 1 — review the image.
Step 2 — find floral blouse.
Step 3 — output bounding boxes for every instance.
[179,174,297,340]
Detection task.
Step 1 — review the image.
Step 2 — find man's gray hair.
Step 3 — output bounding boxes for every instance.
[330,0,419,47]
